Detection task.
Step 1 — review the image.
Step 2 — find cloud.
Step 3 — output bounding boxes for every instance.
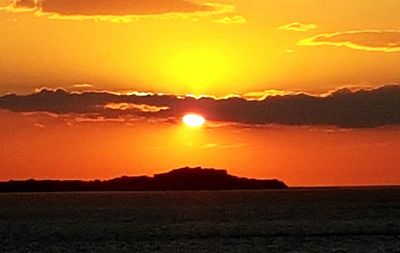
[243,90,295,101]
[71,84,94,89]
[3,0,235,23]
[278,22,317,32]
[214,15,246,24]
[33,123,44,128]
[1,85,400,128]
[103,103,169,112]
[298,30,400,52]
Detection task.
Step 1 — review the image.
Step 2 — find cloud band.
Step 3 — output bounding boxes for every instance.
[1,85,400,128]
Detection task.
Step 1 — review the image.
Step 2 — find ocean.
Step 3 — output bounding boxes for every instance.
[0,188,399,252]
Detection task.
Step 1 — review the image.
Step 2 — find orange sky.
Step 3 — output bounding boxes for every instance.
[1,109,399,186]
[0,0,399,186]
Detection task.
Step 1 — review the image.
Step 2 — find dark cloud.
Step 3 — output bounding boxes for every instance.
[3,0,237,23]
[13,0,36,9]
[6,0,234,23]
[299,30,400,52]
[1,85,400,128]
[16,0,211,15]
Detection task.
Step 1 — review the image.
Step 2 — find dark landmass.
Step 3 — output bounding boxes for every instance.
[0,167,288,192]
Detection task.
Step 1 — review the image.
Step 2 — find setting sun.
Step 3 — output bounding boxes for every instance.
[182,113,206,127]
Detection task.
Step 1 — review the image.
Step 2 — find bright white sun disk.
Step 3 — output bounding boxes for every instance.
[182,114,206,127]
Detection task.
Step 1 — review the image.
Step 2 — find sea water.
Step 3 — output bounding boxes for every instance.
[0,188,399,252]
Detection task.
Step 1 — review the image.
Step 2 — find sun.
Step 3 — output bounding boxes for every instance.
[182,114,206,127]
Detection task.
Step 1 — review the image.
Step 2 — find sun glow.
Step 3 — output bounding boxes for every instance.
[182,114,206,127]
[166,48,228,94]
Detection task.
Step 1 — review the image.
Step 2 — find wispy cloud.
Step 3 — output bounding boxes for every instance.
[278,22,317,32]
[214,15,246,24]
[298,30,400,52]
[104,103,169,112]
[71,84,94,89]
[243,90,296,101]
[1,85,400,128]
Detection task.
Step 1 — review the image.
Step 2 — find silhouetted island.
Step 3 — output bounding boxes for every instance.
[0,167,288,192]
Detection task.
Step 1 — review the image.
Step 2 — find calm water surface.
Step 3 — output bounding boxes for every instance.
[0,188,399,252]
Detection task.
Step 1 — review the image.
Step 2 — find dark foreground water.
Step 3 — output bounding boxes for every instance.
[0,188,399,252]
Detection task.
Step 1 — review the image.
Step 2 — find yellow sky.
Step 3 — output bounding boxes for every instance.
[0,0,399,95]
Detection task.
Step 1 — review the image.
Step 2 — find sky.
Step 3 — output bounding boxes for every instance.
[0,0,399,186]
